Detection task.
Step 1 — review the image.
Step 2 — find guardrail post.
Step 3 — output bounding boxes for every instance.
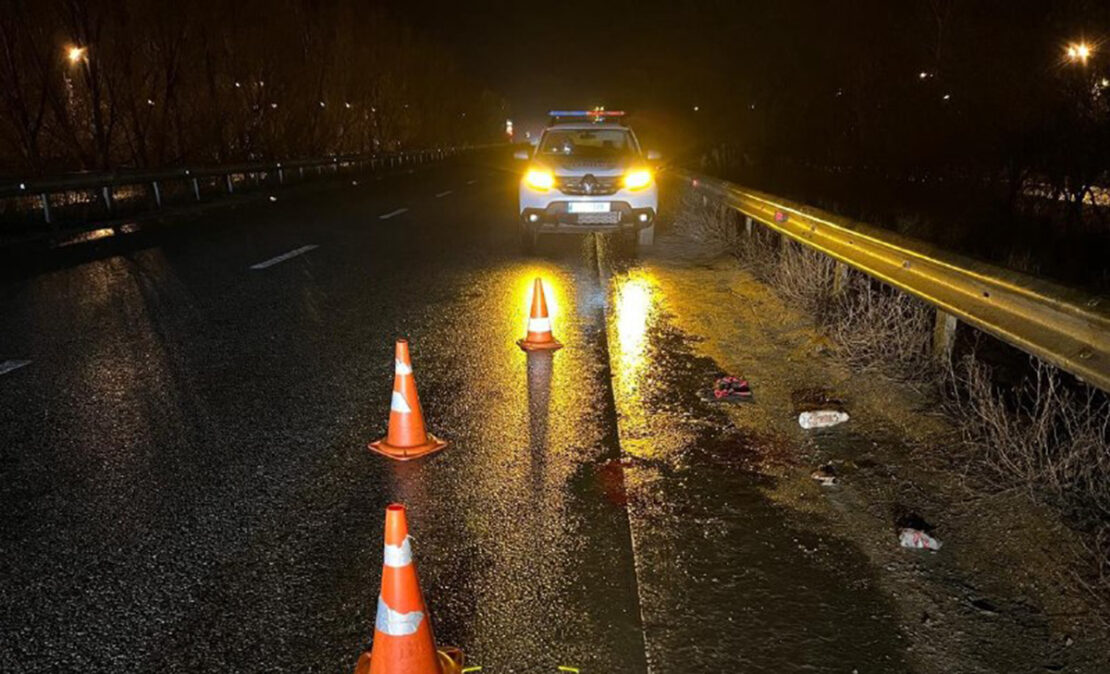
[191,178,201,201]
[151,181,162,208]
[832,261,849,295]
[101,186,113,212]
[299,166,305,179]
[932,309,958,364]
[278,167,284,184]
[40,193,52,224]
[225,174,234,193]
[744,215,753,237]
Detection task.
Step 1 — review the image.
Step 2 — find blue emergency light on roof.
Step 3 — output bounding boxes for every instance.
[548,110,626,117]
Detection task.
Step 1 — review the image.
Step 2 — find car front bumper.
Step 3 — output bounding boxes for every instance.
[519,184,658,231]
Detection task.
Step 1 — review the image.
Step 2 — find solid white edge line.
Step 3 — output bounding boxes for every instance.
[0,359,32,376]
[435,190,453,198]
[379,208,409,220]
[249,244,319,270]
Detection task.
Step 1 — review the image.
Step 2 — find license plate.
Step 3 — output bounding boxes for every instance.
[568,201,610,213]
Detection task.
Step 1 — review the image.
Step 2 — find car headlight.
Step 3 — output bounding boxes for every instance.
[624,168,653,190]
[524,168,555,191]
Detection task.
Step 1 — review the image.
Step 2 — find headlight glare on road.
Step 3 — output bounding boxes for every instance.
[524,168,555,191]
[624,168,653,190]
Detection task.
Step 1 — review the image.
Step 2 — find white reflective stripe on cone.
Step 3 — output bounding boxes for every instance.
[528,317,552,333]
[395,359,413,375]
[383,535,413,568]
[391,391,412,413]
[375,595,425,636]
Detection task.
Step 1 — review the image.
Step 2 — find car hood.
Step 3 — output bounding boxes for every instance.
[539,155,633,177]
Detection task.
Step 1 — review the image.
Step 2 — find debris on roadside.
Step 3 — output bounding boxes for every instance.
[899,528,943,550]
[700,375,753,403]
[811,464,838,486]
[798,409,850,429]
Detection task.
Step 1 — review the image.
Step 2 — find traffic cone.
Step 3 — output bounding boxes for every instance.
[353,504,464,674]
[517,278,563,351]
[369,339,448,461]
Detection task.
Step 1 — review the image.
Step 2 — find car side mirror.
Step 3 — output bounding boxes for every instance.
[514,149,531,160]
[646,150,662,161]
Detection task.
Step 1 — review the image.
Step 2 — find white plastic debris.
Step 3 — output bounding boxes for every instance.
[899,528,942,551]
[798,410,850,429]
[811,471,838,487]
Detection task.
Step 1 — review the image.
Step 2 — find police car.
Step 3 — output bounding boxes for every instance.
[516,110,660,249]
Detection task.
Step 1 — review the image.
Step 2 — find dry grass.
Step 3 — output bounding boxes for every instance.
[946,356,1110,608]
[671,188,741,247]
[946,356,1110,524]
[825,271,935,379]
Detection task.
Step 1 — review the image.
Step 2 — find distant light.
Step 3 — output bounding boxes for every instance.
[919,71,930,79]
[1101,78,1110,88]
[693,105,700,111]
[942,93,951,101]
[345,102,351,108]
[1066,42,1093,64]
[234,81,241,88]
[146,98,154,106]
[66,46,86,64]
[259,81,264,86]
[271,103,278,109]
[319,101,325,107]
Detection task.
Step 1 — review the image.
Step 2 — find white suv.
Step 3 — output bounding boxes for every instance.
[517,111,659,249]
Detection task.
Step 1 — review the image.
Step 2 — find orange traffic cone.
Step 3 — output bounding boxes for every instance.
[517,278,563,351]
[369,339,448,461]
[353,504,464,674]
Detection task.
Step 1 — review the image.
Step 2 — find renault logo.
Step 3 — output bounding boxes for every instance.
[581,174,598,194]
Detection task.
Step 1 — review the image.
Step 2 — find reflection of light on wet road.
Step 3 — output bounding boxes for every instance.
[610,272,660,459]
[615,276,653,369]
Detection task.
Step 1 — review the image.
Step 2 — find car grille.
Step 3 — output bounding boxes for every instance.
[576,212,621,225]
[558,175,621,196]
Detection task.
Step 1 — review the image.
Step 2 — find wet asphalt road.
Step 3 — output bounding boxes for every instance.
[1,156,907,672]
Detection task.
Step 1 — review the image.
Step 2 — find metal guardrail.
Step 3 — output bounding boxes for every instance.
[0,146,469,230]
[678,169,1110,393]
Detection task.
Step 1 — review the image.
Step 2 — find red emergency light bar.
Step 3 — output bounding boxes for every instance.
[547,110,629,126]
[548,110,626,117]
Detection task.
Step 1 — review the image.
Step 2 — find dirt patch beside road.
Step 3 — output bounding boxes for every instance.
[627,233,1108,673]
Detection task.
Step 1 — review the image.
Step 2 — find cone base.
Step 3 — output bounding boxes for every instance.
[368,434,448,461]
[517,337,563,352]
[353,647,463,674]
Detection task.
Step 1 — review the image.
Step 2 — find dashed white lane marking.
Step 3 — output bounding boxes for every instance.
[466,179,477,185]
[250,245,319,270]
[435,190,453,198]
[379,208,409,220]
[0,360,32,376]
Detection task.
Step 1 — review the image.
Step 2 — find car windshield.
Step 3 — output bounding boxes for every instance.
[538,129,636,158]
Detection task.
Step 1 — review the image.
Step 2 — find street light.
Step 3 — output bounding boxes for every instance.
[66,46,87,64]
[1066,42,1093,65]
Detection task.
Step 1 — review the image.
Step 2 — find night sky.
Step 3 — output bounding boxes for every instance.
[382,1,1106,152]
